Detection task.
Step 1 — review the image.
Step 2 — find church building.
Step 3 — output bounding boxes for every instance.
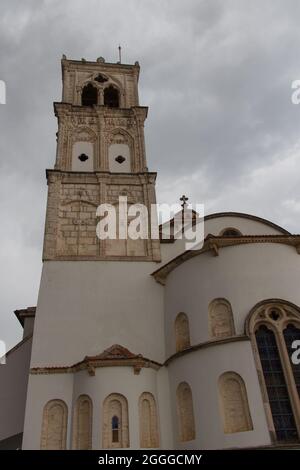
[0,56,300,450]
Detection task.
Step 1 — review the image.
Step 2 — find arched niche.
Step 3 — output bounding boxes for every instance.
[72,394,93,449]
[102,393,129,448]
[208,298,235,339]
[40,399,68,450]
[176,382,196,442]
[218,372,253,434]
[139,392,160,448]
[175,312,191,352]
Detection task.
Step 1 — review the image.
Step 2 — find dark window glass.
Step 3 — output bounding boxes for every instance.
[256,325,298,441]
[112,415,119,443]
[284,324,300,397]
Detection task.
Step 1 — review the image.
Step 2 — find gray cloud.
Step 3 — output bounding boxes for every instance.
[1,0,300,348]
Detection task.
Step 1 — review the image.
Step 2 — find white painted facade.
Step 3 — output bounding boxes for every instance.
[21,210,300,449]
[2,57,300,450]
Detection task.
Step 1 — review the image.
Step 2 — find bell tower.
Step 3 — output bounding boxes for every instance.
[44,55,160,260]
[22,56,168,451]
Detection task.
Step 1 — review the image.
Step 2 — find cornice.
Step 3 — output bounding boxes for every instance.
[54,102,147,117]
[62,58,140,75]
[30,344,162,376]
[164,335,250,366]
[14,306,36,327]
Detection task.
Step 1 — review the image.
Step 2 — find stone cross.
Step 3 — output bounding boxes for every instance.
[180,194,189,208]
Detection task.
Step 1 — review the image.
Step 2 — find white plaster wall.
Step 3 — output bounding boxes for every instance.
[156,367,174,449]
[22,373,74,450]
[108,143,131,172]
[30,261,165,367]
[168,341,271,449]
[72,142,94,171]
[164,243,300,357]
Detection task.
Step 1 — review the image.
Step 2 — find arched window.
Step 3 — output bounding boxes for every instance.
[40,399,68,450]
[247,301,300,442]
[72,395,92,449]
[256,326,297,441]
[176,382,195,442]
[102,393,129,448]
[139,392,160,448]
[208,298,235,339]
[283,324,300,397]
[220,227,242,237]
[104,85,119,107]
[175,312,191,352]
[82,83,98,106]
[218,372,253,434]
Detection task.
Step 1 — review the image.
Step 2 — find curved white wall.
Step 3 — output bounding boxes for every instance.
[168,340,270,449]
[163,241,300,448]
[164,243,300,357]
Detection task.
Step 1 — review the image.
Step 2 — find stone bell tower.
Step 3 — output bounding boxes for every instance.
[44,56,160,260]
[22,57,167,450]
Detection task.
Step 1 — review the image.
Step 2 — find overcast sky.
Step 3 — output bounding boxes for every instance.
[1,0,300,349]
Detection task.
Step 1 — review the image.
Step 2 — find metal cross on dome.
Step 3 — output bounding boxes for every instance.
[180,194,189,208]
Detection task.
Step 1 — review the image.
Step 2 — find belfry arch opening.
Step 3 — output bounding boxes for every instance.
[104,85,119,107]
[82,83,98,106]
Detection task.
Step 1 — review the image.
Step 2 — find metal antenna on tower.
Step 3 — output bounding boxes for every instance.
[118,45,122,63]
